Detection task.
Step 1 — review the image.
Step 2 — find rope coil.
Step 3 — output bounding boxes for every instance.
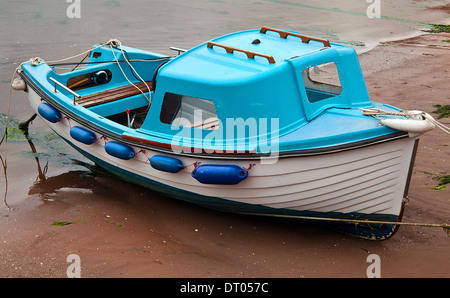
[29,57,43,66]
[105,39,121,48]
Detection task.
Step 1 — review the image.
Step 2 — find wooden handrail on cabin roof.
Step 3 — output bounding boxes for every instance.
[260,26,331,48]
[207,41,276,64]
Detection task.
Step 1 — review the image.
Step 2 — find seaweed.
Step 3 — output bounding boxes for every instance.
[0,113,28,142]
[52,220,85,226]
[420,171,450,190]
[52,221,73,226]
[434,175,450,190]
[432,105,450,119]
[423,24,450,33]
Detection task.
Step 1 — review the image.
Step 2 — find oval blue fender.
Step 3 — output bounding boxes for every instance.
[105,141,135,160]
[150,155,184,173]
[192,164,248,185]
[70,126,96,145]
[38,102,61,123]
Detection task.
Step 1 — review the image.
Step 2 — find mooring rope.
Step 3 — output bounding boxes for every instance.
[423,113,450,135]
[257,213,450,237]
[105,39,152,105]
[43,42,111,65]
[21,39,154,105]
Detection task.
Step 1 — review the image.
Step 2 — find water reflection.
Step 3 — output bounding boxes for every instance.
[1,113,44,208]
[20,116,114,201]
[0,113,105,208]
[19,113,48,182]
[28,169,100,201]
[0,155,9,209]
[21,125,113,202]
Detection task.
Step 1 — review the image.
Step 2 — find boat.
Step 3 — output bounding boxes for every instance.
[13,26,437,240]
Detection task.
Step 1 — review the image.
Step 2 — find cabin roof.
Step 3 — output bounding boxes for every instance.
[160,27,347,84]
[143,27,371,139]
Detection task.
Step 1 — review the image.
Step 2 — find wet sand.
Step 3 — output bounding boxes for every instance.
[0,31,448,278]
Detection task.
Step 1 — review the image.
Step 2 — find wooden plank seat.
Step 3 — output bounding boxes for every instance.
[76,81,153,108]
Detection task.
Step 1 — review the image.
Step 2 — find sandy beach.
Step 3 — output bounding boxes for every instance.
[0,29,448,279]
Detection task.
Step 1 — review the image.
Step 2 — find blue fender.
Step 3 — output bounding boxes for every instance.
[70,126,96,145]
[150,155,184,173]
[105,141,135,160]
[38,102,61,123]
[192,164,248,185]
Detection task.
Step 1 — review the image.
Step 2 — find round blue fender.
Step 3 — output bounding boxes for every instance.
[192,164,248,185]
[70,126,96,145]
[150,155,184,173]
[38,102,61,123]
[105,141,135,160]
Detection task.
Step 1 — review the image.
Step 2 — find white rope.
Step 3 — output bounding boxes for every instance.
[252,213,450,237]
[106,39,152,105]
[45,42,109,65]
[423,113,450,135]
[21,39,153,106]
[20,41,118,69]
[22,43,109,68]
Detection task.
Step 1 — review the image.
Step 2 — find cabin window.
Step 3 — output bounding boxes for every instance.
[160,92,219,130]
[302,62,342,103]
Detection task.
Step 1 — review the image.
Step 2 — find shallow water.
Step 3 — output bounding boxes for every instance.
[0,0,448,208]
